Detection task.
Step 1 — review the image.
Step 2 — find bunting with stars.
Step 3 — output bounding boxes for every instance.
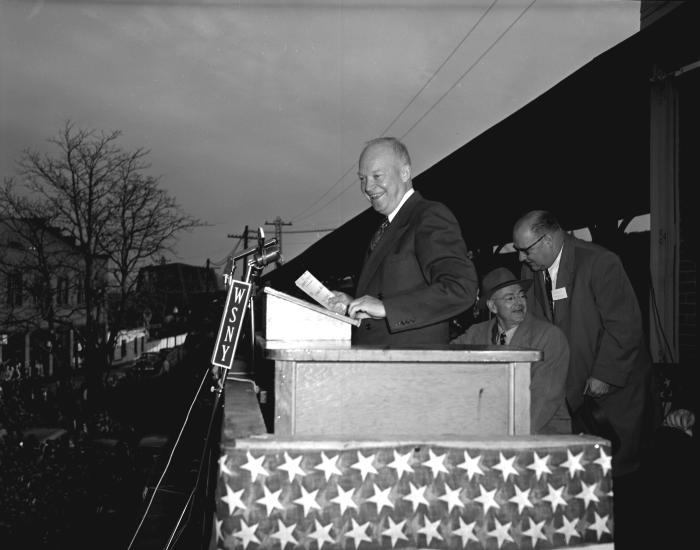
[214,440,613,550]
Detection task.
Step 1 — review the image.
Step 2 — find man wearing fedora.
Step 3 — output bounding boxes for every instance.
[451,266,571,434]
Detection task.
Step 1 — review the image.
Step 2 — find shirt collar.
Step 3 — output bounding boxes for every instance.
[387,188,414,222]
[548,241,564,287]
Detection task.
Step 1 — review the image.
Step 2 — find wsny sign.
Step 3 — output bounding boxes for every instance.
[211,279,252,369]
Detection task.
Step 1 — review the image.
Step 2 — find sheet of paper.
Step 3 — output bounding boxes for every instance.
[295,270,347,315]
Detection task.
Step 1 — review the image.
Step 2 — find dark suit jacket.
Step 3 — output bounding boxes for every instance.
[451,312,571,434]
[521,233,658,475]
[353,191,477,346]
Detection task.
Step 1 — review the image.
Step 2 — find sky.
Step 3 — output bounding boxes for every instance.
[0,0,640,276]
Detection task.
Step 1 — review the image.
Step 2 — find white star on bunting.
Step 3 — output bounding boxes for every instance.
[315,451,342,481]
[492,451,519,481]
[422,448,449,477]
[556,515,581,544]
[487,518,513,548]
[221,483,246,516]
[542,483,567,513]
[594,446,612,476]
[526,451,552,480]
[587,511,611,540]
[278,451,306,481]
[350,451,378,481]
[521,518,548,546]
[382,517,408,548]
[293,485,321,516]
[270,519,297,549]
[387,449,414,479]
[560,449,586,478]
[402,481,429,512]
[474,483,500,514]
[438,481,464,513]
[233,519,260,550]
[331,485,358,514]
[574,480,600,508]
[215,518,223,542]
[457,450,485,480]
[308,519,335,548]
[241,451,269,482]
[256,484,284,515]
[508,484,533,514]
[345,518,372,548]
[219,454,234,476]
[417,515,444,545]
[366,483,394,512]
[452,517,478,547]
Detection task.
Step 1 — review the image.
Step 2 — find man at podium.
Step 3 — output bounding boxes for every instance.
[329,137,477,346]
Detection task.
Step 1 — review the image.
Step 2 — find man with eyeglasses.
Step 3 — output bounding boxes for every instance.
[512,210,661,548]
[451,267,570,434]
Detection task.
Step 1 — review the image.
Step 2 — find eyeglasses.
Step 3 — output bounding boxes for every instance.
[513,234,546,255]
[494,291,527,306]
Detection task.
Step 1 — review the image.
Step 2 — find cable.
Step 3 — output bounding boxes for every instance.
[398,0,536,140]
[293,0,536,224]
[290,0,499,223]
[164,384,223,550]
[379,0,499,139]
[126,367,210,550]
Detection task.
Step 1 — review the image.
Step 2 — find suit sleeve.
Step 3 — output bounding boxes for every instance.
[589,251,646,387]
[383,204,478,333]
[530,324,570,433]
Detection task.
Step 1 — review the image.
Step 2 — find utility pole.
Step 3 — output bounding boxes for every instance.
[227,224,255,248]
[265,216,292,267]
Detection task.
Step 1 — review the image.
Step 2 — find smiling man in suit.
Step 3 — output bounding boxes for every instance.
[329,137,477,346]
[451,267,571,434]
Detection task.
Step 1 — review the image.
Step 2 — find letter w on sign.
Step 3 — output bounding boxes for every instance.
[211,279,252,369]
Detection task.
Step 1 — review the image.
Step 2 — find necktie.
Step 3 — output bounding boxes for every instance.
[369,218,390,252]
[491,323,506,345]
[544,270,555,321]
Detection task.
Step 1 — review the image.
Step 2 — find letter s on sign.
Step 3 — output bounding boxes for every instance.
[228,307,238,323]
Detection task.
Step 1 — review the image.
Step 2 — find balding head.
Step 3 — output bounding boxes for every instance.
[512,210,564,271]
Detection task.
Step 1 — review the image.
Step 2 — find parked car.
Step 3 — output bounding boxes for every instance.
[132,352,163,376]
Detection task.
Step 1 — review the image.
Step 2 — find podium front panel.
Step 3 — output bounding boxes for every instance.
[271,348,534,438]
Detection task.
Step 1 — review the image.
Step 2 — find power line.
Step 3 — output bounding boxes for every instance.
[289,2,497,224]
[399,0,536,140]
[292,0,535,224]
[378,0,499,139]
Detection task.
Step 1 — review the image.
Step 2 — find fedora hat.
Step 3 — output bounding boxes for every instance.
[481,267,533,301]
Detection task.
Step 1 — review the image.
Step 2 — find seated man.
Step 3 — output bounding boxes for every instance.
[451,267,570,434]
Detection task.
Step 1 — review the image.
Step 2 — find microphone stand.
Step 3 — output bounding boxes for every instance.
[213,233,280,393]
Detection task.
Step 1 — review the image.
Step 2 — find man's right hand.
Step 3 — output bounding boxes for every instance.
[327,291,352,315]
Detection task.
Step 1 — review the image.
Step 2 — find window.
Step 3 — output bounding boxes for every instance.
[6,272,23,307]
[56,276,70,306]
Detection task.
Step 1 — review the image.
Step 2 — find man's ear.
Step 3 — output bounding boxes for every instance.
[400,164,411,182]
[486,299,497,315]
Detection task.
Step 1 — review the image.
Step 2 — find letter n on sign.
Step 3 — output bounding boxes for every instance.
[211,279,252,370]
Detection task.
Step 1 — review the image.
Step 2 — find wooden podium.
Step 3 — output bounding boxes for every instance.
[210,289,615,550]
[262,287,539,438]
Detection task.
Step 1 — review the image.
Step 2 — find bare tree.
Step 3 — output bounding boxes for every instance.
[1,121,204,384]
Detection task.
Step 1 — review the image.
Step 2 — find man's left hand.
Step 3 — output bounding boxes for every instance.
[584,377,612,397]
[348,295,386,319]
